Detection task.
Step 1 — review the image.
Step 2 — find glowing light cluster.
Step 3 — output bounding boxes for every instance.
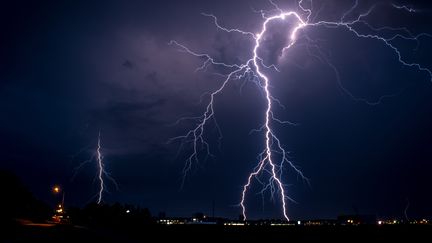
[170,0,431,220]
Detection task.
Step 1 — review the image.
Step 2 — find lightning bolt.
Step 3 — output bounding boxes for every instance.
[392,3,417,13]
[71,131,118,204]
[96,131,104,204]
[95,131,119,204]
[170,0,431,221]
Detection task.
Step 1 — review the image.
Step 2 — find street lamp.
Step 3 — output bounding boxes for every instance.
[52,185,65,223]
[52,185,65,207]
[53,186,60,193]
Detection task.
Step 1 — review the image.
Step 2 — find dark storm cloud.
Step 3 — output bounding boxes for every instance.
[1,0,431,219]
[122,60,134,69]
[94,99,166,128]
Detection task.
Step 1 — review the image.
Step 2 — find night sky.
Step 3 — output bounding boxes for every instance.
[1,0,432,220]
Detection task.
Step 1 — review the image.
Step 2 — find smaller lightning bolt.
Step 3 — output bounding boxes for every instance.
[95,131,119,204]
[404,198,410,221]
[71,131,118,204]
[392,4,417,13]
[96,131,104,204]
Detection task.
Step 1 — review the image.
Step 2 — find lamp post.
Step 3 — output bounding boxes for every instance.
[52,185,65,222]
[52,185,65,206]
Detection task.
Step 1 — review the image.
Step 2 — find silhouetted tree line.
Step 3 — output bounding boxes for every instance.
[0,170,52,224]
[0,169,155,228]
[68,203,154,227]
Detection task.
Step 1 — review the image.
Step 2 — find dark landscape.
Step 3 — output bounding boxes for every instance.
[2,1,432,242]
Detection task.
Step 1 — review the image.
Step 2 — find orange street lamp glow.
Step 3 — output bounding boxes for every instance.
[53,186,60,193]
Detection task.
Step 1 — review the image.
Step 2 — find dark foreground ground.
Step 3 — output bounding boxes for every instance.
[6,222,432,242]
